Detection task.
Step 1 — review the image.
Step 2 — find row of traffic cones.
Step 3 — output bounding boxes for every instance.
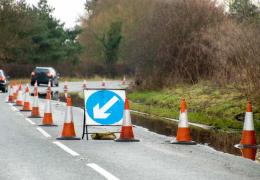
[6,82,188,143]
[170,98,259,160]
[7,80,137,142]
[115,95,259,160]
[7,81,257,160]
[7,76,127,102]
[81,76,127,89]
[7,81,80,140]
[7,83,24,106]
[37,82,79,139]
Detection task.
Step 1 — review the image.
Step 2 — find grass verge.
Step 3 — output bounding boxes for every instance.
[127,82,260,132]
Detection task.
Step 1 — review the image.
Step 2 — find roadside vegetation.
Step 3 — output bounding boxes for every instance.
[1,0,260,132]
[128,82,260,132]
[80,0,260,97]
[78,0,260,132]
[0,0,82,77]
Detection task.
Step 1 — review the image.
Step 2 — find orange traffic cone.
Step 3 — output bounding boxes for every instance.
[64,81,68,98]
[39,91,57,126]
[82,80,87,89]
[7,84,14,103]
[47,80,51,94]
[21,84,31,111]
[29,82,41,118]
[115,98,139,142]
[57,96,80,140]
[234,100,259,161]
[15,84,23,106]
[239,100,257,147]
[240,147,257,161]
[171,98,196,145]
[13,83,18,101]
[101,79,106,87]
[121,75,126,85]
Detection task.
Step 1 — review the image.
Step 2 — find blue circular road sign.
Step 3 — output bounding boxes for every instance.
[86,90,124,124]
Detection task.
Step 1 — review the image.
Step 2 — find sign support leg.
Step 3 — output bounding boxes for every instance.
[82,104,86,139]
[86,125,89,140]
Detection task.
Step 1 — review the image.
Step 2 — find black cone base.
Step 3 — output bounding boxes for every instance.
[170,140,196,145]
[56,136,81,140]
[6,101,14,103]
[28,116,42,118]
[39,124,58,127]
[20,109,32,112]
[115,138,140,142]
[13,104,23,107]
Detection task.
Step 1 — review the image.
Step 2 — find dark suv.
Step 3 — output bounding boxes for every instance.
[0,69,9,93]
[31,67,59,87]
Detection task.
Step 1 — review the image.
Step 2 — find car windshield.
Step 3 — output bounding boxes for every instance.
[35,68,50,73]
[0,71,3,76]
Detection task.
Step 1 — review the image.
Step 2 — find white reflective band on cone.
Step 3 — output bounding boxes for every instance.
[24,92,30,102]
[123,110,132,126]
[44,99,52,113]
[17,90,23,101]
[32,95,39,107]
[243,112,254,130]
[178,111,189,127]
[9,87,12,96]
[64,106,73,123]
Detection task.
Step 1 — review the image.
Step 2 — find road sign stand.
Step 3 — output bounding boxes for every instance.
[82,124,121,140]
[82,88,126,140]
[82,97,122,140]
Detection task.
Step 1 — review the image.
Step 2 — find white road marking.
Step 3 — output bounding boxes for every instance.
[11,106,18,111]
[87,163,120,180]
[53,141,80,157]
[36,127,52,138]
[25,118,36,125]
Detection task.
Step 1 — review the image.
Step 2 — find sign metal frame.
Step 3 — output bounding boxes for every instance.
[82,88,126,140]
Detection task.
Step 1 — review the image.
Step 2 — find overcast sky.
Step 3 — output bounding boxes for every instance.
[24,0,259,28]
[25,0,86,29]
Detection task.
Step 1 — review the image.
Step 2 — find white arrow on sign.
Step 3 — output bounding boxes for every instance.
[93,96,119,119]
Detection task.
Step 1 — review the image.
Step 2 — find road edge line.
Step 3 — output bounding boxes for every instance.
[36,127,52,138]
[25,118,36,125]
[53,141,80,157]
[87,163,120,180]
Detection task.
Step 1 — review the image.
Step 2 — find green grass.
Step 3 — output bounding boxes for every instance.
[127,82,260,132]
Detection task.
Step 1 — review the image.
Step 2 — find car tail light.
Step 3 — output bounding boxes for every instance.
[47,72,52,77]
[0,76,5,81]
[31,72,35,76]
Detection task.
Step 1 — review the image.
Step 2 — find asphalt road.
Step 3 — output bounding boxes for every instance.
[1,81,260,180]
